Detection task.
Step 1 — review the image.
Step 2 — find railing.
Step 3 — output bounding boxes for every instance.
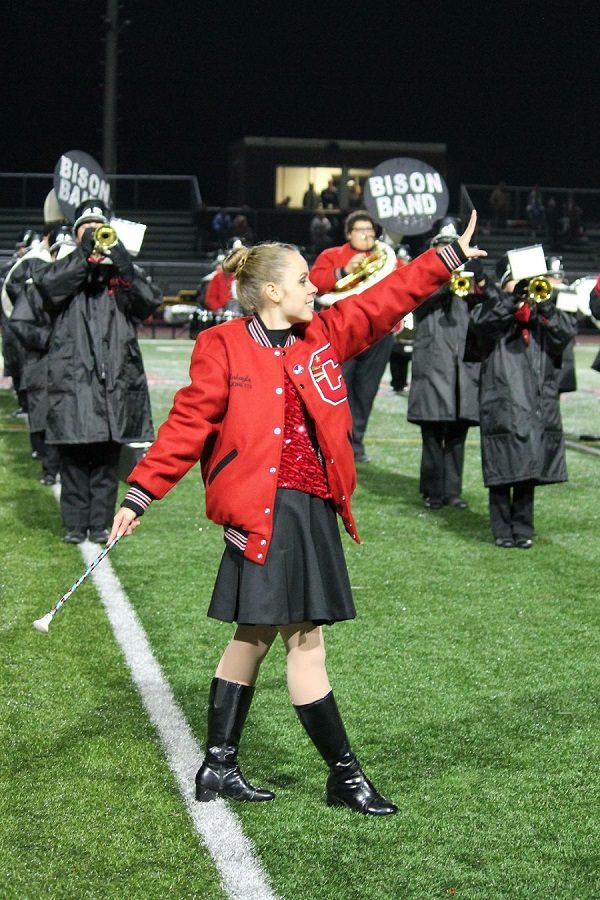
[461,183,600,226]
[0,173,203,212]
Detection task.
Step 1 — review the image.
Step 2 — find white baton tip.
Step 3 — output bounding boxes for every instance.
[33,614,53,633]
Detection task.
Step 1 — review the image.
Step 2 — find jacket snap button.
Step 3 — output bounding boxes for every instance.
[275,387,283,395]
[257,553,263,560]
[269,466,276,474]
[274,427,281,435]
[260,539,266,546]
[264,508,271,514]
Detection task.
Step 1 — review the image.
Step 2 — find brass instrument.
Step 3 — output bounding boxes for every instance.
[318,240,397,307]
[526,276,553,305]
[450,272,474,297]
[93,223,118,255]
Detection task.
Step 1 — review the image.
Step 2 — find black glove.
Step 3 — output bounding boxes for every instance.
[470,258,486,284]
[109,240,135,282]
[80,227,95,257]
[513,278,529,300]
[537,299,555,318]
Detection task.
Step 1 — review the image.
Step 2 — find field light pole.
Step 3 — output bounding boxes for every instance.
[103,0,119,177]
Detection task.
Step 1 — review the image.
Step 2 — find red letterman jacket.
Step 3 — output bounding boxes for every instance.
[126,247,461,564]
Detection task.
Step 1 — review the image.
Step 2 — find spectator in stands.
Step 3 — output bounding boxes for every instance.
[488,181,511,229]
[346,180,364,211]
[525,185,545,237]
[560,197,586,245]
[309,207,333,254]
[211,209,233,248]
[302,182,318,211]
[277,196,292,208]
[320,179,339,209]
[232,213,254,245]
[545,196,561,250]
[34,200,161,545]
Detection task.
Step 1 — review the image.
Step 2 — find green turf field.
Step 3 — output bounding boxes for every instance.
[2,339,599,899]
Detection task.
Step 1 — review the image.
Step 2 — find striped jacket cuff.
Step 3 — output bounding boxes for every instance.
[438,240,469,272]
[121,483,155,517]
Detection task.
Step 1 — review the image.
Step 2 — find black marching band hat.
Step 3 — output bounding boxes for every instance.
[72,199,110,234]
[16,228,39,250]
[430,216,461,247]
[496,254,512,287]
[48,225,75,254]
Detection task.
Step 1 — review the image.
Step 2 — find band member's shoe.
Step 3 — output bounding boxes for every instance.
[444,496,469,509]
[63,531,86,544]
[195,678,274,803]
[354,452,370,463]
[294,691,397,816]
[495,537,515,548]
[89,529,110,545]
[424,496,444,509]
[514,538,533,549]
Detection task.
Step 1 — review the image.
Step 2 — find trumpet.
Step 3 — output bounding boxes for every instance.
[93,223,118,255]
[526,276,554,305]
[450,272,474,297]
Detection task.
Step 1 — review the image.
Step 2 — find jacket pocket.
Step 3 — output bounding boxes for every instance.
[207,448,238,485]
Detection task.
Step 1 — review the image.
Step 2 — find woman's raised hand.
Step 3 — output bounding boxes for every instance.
[457,210,487,259]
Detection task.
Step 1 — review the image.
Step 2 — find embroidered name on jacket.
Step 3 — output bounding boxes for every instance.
[309,343,347,405]
[230,374,252,389]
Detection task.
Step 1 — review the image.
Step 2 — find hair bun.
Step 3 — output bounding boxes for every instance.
[222,246,249,277]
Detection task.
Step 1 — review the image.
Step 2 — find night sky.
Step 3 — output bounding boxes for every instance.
[4,1,600,205]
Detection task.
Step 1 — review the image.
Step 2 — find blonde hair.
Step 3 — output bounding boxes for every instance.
[222,242,297,313]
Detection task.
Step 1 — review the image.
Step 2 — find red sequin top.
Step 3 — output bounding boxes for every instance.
[277,372,331,499]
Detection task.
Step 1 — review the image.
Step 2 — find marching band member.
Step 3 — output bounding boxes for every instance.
[407,219,482,509]
[309,210,395,463]
[469,255,577,548]
[6,226,74,485]
[545,255,577,393]
[34,200,161,545]
[109,213,486,815]
[1,228,40,417]
[389,244,413,394]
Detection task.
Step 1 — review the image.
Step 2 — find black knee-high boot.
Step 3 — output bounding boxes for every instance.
[195,678,274,803]
[294,691,397,816]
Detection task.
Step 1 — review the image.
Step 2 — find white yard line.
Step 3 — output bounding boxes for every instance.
[53,490,277,900]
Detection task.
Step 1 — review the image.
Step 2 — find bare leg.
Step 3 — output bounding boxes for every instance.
[279,622,331,706]
[215,624,278,685]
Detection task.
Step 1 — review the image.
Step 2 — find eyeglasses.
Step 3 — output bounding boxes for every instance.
[351,228,375,235]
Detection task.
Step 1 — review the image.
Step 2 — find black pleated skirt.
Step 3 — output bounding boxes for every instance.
[207,489,356,626]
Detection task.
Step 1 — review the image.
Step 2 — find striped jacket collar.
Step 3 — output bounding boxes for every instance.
[247,315,298,348]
